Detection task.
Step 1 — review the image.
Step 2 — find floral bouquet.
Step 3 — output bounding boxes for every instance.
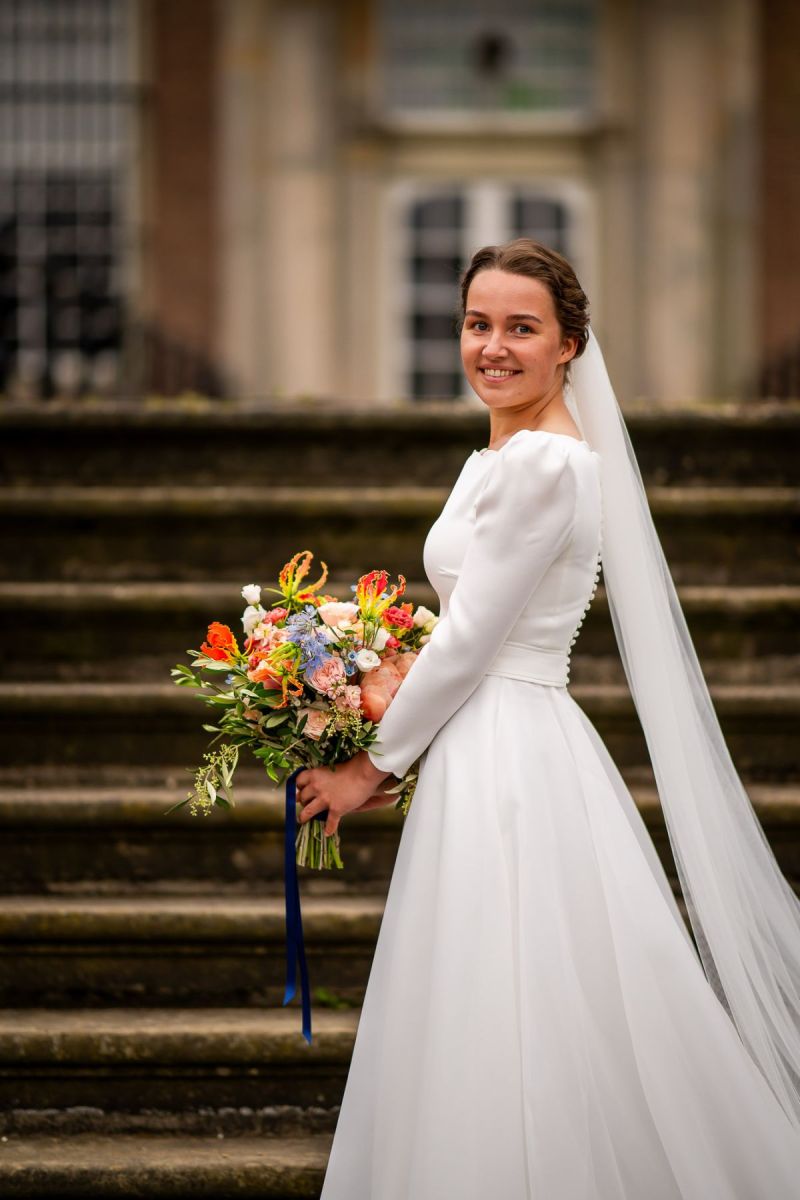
[170,551,438,869]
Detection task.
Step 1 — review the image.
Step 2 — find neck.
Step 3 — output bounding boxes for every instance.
[487,380,566,445]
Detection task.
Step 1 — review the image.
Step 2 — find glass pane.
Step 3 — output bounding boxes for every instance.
[406,192,466,400]
[379,0,597,115]
[0,0,132,396]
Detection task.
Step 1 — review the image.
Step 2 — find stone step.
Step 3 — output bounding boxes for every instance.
[1,682,798,779]
[2,783,798,895]
[2,582,798,681]
[0,1007,357,1112]
[0,784,403,894]
[3,484,798,584]
[0,895,385,1007]
[0,1132,331,1197]
[3,400,799,485]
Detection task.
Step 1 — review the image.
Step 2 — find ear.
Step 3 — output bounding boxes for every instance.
[558,335,579,364]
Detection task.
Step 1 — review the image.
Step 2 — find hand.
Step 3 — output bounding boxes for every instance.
[296,751,391,837]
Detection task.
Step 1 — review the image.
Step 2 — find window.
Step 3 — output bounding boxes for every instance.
[390,181,583,400]
[377,0,597,119]
[0,0,138,398]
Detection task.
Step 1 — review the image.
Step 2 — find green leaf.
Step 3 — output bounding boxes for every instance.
[202,724,220,733]
[163,795,191,815]
[264,712,290,728]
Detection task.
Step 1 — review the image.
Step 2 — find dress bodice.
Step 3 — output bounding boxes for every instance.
[367,429,603,780]
[423,430,602,668]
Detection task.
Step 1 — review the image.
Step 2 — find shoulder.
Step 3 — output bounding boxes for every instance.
[498,429,595,467]
[475,430,589,521]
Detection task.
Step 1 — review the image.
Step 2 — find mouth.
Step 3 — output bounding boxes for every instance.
[479,367,522,381]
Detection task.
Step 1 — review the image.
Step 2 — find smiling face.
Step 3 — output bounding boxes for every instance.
[460,269,578,411]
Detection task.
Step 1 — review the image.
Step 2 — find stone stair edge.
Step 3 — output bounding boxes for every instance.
[2,484,799,516]
[0,1131,330,1197]
[0,1007,358,1064]
[3,580,799,613]
[3,680,799,710]
[0,786,401,827]
[2,398,799,430]
[1,782,798,826]
[0,894,386,942]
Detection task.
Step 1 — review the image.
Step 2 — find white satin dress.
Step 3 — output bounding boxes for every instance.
[320,429,800,1199]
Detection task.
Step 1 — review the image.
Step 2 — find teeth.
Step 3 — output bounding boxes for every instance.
[483,369,517,377]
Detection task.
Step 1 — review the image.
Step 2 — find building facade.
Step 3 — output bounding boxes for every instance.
[1,0,797,405]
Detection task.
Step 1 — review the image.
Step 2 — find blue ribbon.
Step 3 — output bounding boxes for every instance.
[283,766,314,1044]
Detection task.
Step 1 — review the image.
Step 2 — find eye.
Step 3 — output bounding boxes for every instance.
[469,320,489,332]
[513,324,533,335]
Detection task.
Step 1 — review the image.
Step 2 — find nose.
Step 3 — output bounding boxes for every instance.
[481,328,509,359]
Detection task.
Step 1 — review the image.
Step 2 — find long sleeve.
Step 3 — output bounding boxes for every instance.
[367,435,579,779]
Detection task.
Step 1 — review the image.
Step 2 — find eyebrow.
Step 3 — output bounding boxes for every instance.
[465,310,543,324]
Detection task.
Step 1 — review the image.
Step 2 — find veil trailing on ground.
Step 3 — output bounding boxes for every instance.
[565,328,800,1130]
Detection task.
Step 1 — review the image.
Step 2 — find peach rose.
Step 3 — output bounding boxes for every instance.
[307,655,347,695]
[298,707,329,740]
[360,652,418,721]
[317,601,359,628]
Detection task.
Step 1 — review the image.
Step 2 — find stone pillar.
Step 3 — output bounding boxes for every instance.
[144,0,219,366]
[634,0,721,404]
[217,0,270,397]
[759,0,800,367]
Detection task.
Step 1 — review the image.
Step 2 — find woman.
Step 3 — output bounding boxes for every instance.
[296,240,800,1198]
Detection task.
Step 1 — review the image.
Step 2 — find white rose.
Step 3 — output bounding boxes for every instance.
[370,626,390,651]
[419,633,432,644]
[412,605,437,628]
[355,648,381,672]
[242,584,261,606]
[423,615,439,634]
[242,604,267,635]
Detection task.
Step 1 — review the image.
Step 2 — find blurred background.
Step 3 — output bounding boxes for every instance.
[1,2,800,1195]
[1,0,799,405]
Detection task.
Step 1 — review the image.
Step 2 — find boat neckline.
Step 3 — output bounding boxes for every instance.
[473,428,591,456]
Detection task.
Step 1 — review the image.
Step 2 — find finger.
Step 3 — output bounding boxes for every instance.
[324,811,340,838]
[298,796,328,824]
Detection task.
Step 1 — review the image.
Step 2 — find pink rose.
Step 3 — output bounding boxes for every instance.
[298,708,329,740]
[334,684,362,712]
[307,655,347,695]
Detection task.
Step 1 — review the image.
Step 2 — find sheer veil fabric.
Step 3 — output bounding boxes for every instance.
[566,329,800,1128]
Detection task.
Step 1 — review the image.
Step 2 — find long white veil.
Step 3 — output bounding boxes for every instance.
[566,328,800,1129]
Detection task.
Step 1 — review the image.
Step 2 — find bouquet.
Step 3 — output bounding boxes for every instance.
[170,551,438,869]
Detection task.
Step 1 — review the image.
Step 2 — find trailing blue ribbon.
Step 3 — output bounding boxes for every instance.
[284,766,313,1044]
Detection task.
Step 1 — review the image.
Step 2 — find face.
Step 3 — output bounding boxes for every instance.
[460,269,578,411]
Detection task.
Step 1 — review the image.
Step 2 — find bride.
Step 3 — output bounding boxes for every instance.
[295,239,800,1198]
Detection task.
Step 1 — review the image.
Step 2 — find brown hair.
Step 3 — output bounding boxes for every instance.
[458,238,590,382]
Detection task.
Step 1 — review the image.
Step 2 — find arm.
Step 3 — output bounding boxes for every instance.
[366,436,578,780]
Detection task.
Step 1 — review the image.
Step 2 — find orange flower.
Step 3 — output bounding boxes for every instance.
[277,551,329,607]
[355,569,407,620]
[200,621,239,662]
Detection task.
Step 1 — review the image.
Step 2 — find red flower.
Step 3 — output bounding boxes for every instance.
[384,605,414,630]
[200,621,239,661]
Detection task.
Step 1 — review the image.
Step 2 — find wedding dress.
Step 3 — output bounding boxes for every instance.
[319,426,800,1199]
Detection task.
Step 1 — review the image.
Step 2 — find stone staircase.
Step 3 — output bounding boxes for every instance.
[0,400,798,1197]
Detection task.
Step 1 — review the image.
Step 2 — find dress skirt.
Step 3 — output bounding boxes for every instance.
[320,676,800,1199]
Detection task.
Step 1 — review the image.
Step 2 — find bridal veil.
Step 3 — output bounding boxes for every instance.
[566,330,800,1129]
